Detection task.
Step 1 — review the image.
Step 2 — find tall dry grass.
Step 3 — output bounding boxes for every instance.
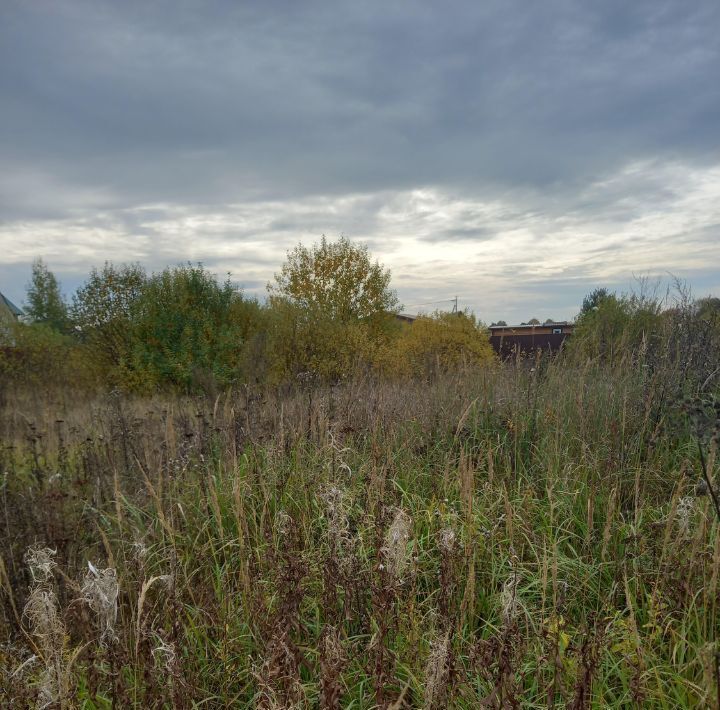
[0,353,718,707]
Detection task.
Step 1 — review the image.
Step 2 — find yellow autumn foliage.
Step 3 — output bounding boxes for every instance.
[266,237,401,381]
[381,310,495,376]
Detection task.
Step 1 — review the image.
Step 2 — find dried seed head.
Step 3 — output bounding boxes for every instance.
[319,485,344,515]
[81,562,119,644]
[676,495,696,536]
[21,545,72,708]
[24,547,57,585]
[501,570,521,624]
[132,540,149,564]
[152,635,177,674]
[320,625,345,668]
[318,485,352,555]
[23,587,67,709]
[23,588,64,653]
[438,527,456,554]
[381,508,412,581]
[423,631,451,709]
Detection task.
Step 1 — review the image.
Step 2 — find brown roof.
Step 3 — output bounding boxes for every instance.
[489,321,573,330]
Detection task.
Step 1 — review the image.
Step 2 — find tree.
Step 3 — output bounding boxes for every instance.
[268,236,399,321]
[267,237,400,380]
[24,259,68,331]
[580,288,611,317]
[527,318,540,325]
[696,297,720,322]
[571,290,663,362]
[71,262,146,330]
[70,263,147,381]
[132,264,263,390]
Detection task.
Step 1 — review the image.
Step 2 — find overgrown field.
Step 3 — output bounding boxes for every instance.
[1,356,719,708]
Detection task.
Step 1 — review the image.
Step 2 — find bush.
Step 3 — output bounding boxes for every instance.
[569,292,663,363]
[0,322,95,389]
[131,264,263,391]
[387,310,495,376]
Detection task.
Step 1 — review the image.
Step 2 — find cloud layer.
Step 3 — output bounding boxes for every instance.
[1,0,718,321]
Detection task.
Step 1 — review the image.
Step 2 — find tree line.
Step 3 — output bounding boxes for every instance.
[3,237,719,394]
[2,237,495,392]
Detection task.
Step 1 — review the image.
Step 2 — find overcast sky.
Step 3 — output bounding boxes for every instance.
[1,0,718,322]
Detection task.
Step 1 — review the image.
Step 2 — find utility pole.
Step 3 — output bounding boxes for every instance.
[452,296,458,314]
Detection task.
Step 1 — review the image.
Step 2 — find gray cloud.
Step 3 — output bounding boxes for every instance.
[3,1,719,206]
[0,0,719,321]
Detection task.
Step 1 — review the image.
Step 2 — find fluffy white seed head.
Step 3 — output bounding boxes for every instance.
[676,495,695,535]
[381,508,412,581]
[438,527,456,554]
[318,485,352,559]
[81,562,119,644]
[24,547,57,585]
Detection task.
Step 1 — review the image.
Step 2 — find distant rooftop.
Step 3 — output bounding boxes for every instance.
[0,291,23,318]
[489,321,573,330]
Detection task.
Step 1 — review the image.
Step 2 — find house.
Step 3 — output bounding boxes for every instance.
[489,321,574,357]
[0,290,23,346]
[395,313,417,324]
[0,290,23,323]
